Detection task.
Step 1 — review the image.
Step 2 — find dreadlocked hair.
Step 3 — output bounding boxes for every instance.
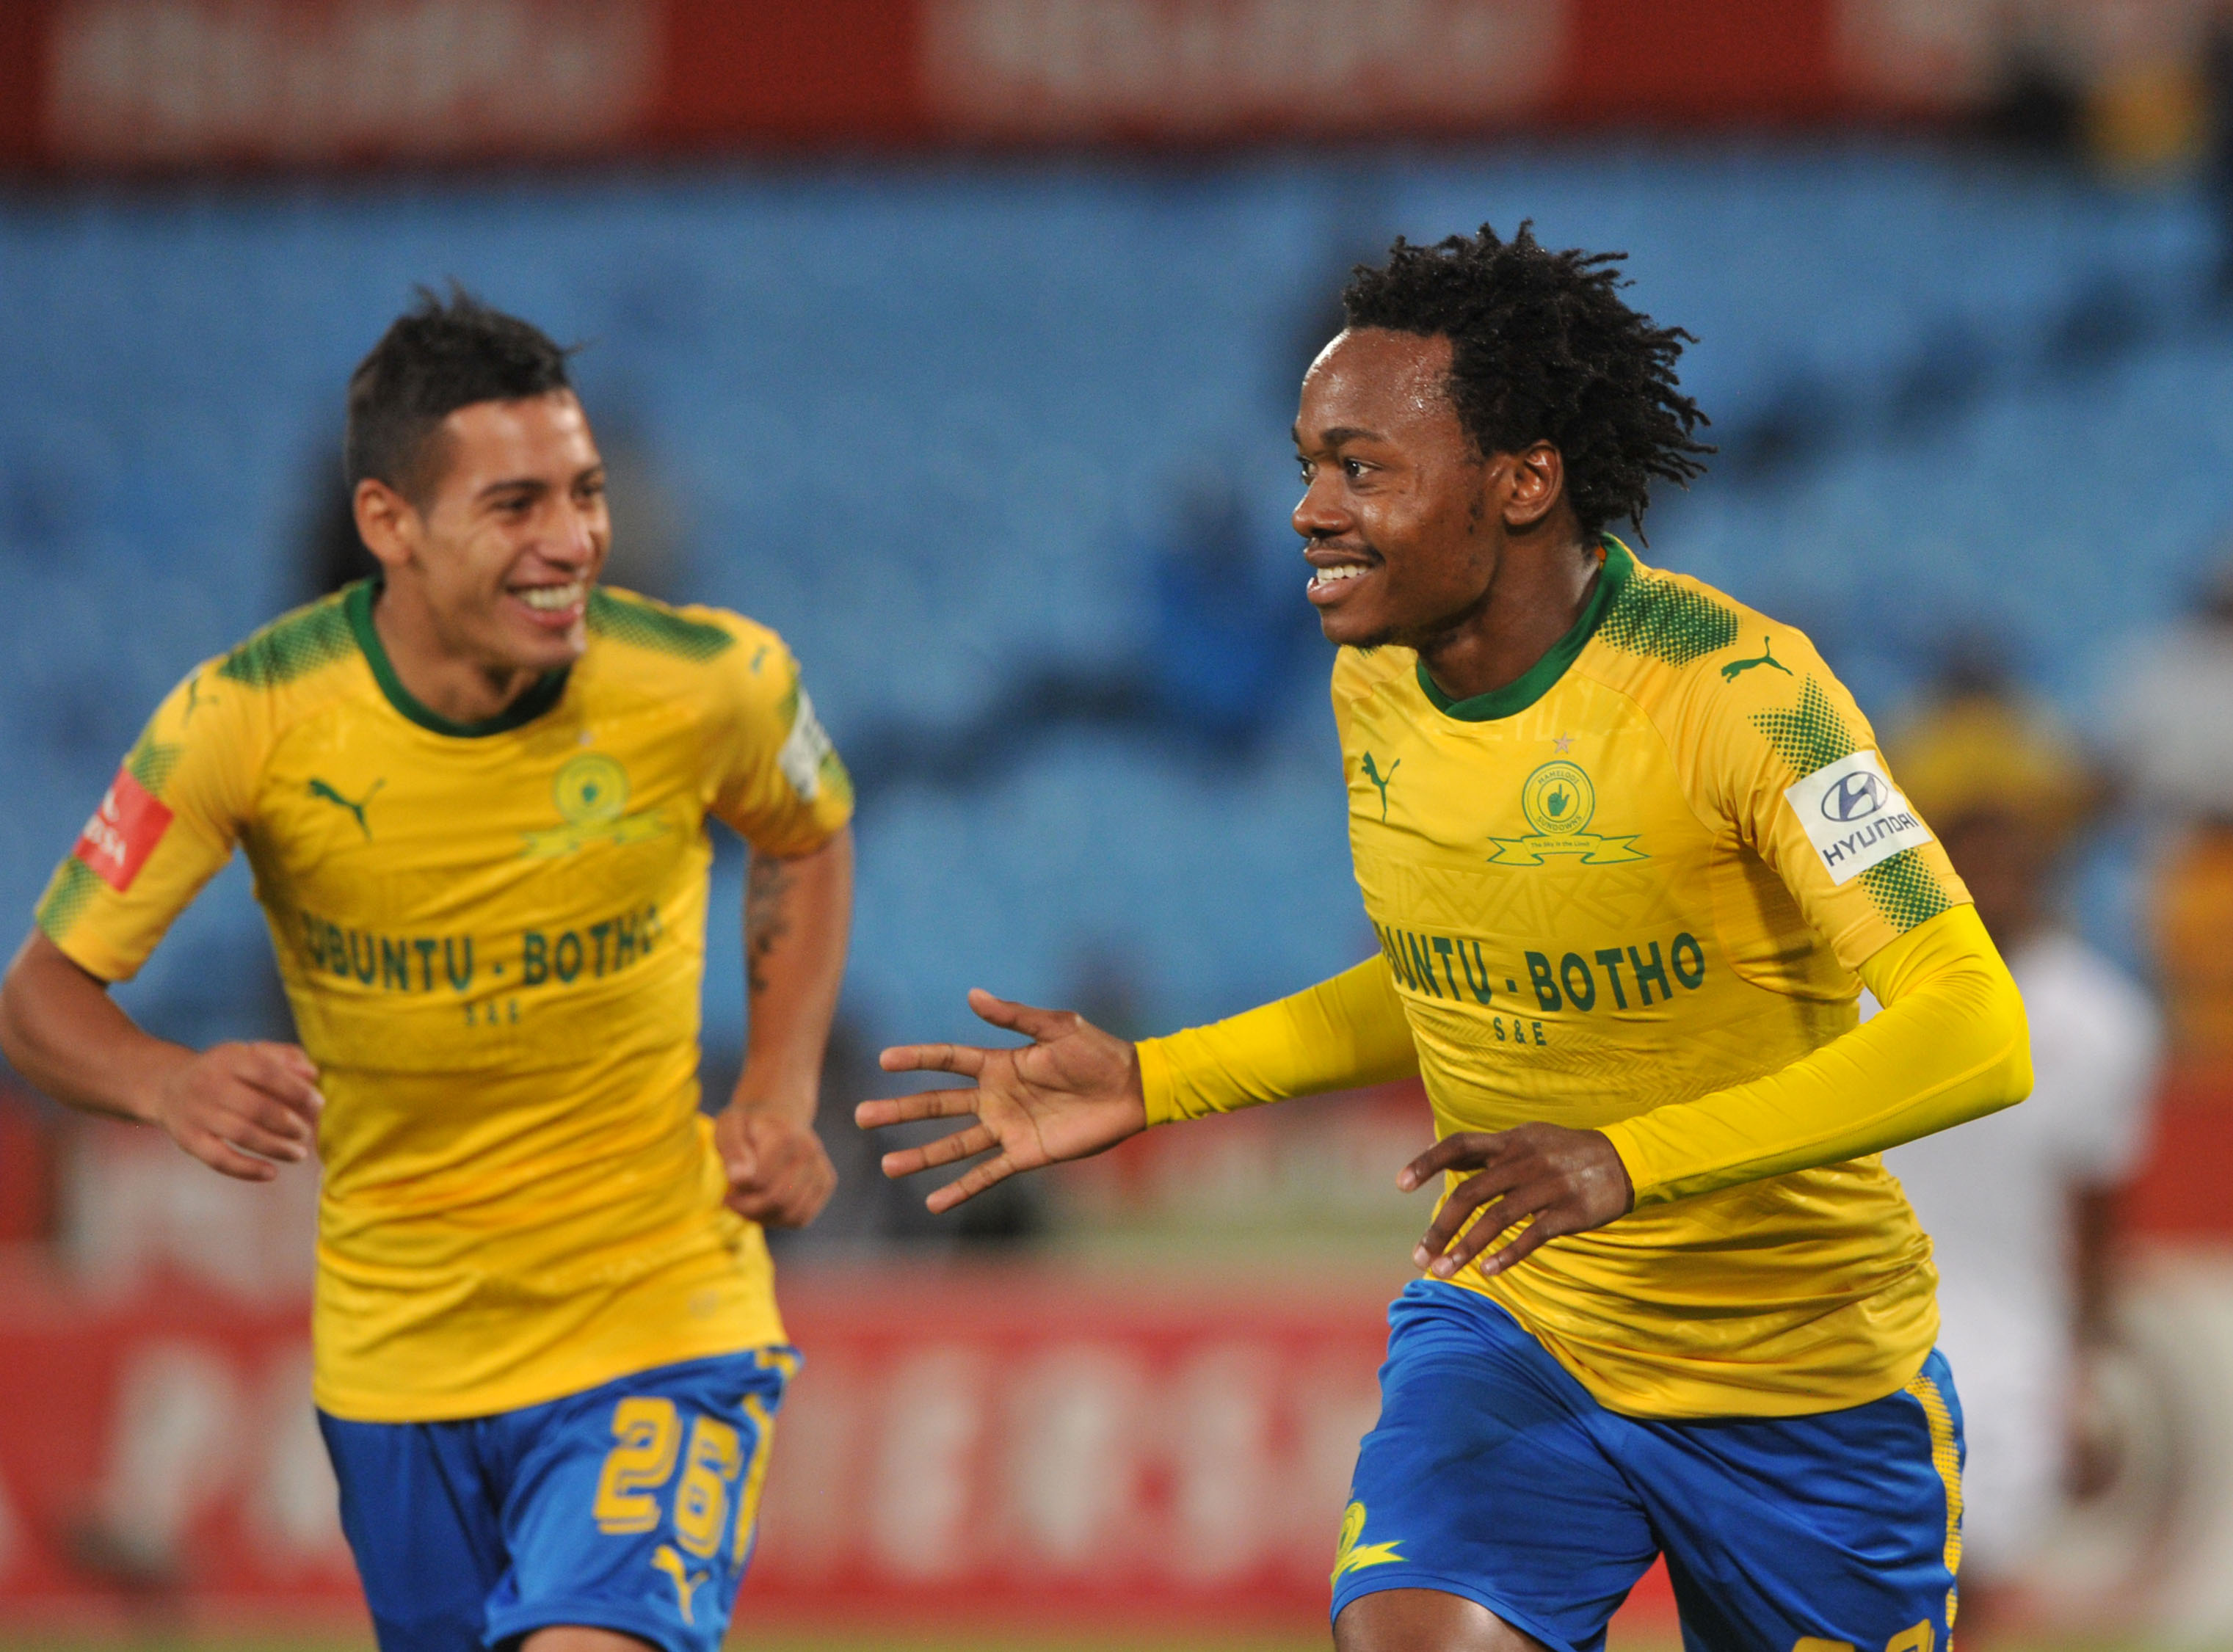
[1340,222,1712,539]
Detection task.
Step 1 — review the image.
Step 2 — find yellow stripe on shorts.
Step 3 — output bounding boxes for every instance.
[1903,1371,1963,1626]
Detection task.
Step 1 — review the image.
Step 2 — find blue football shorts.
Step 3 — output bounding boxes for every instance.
[319,1347,794,1652]
[1335,1281,1964,1652]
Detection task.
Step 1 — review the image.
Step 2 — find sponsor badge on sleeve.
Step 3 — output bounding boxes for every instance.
[1783,749,1931,885]
[73,768,173,892]
[777,690,835,803]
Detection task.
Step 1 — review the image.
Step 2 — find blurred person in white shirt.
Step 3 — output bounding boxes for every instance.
[1883,685,2160,1632]
[2106,556,2233,1067]
[2107,559,2233,820]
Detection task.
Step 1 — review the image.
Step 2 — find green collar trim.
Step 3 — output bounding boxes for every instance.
[1415,536,1634,723]
[344,580,570,738]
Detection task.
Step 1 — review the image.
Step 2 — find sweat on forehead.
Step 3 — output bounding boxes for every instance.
[1297,331,1475,455]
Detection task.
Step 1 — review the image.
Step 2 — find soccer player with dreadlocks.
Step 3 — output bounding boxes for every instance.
[861,225,2030,1652]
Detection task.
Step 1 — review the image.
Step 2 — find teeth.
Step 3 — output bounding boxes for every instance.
[518,582,584,611]
[1313,564,1368,586]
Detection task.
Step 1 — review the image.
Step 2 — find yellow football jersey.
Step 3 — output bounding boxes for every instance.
[1335,538,1970,1419]
[35,581,853,1422]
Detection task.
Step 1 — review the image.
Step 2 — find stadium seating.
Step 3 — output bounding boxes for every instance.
[2,150,2226,1047]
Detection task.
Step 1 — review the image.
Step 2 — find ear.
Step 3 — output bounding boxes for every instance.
[352,479,420,575]
[1502,440,1565,530]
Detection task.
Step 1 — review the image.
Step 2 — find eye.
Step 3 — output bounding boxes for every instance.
[1296,458,1314,482]
[1343,458,1367,479]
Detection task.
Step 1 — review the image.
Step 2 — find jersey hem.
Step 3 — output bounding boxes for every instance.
[311,1318,791,1424]
[43,921,131,985]
[1442,1276,1937,1421]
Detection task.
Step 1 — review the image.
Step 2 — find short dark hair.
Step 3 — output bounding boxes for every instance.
[344,285,575,503]
[1340,222,1711,538]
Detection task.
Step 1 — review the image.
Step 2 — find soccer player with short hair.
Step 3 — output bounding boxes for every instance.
[0,291,854,1652]
[861,227,2031,1652]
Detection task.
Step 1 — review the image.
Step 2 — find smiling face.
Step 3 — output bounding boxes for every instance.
[1293,328,1503,650]
[357,390,609,676]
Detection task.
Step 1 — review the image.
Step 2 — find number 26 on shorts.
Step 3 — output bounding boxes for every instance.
[591,1394,773,1562]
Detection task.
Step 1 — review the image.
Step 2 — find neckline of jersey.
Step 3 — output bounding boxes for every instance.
[1413,535,1635,723]
[344,579,571,738]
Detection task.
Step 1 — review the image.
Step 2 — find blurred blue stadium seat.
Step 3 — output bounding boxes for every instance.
[4,149,2229,1038]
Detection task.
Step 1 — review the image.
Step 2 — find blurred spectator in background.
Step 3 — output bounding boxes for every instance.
[2205,7,2233,292]
[1979,16,2085,160]
[1884,675,2160,1636]
[2108,553,2233,1074]
[1144,467,1312,754]
[841,462,1314,793]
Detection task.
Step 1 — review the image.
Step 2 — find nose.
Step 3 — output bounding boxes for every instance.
[1292,469,1350,542]
[549,495,601,572]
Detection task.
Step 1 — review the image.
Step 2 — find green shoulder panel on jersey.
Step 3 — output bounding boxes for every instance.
[35,859,99,943]
[124,724,184,795]
[37,694,192,945]
[1597,566,1741,666]
[586,588,736,661]
[1858,850,1955,931]
[1749,676,1854,774]
[216,588,357,688]
[1749,676,1954,934]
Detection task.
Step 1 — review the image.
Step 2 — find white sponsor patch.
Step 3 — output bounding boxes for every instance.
[777,690,833,802]
[1784,749,1934,885]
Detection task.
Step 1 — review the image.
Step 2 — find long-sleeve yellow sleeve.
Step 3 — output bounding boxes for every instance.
[1598,903,2031,1205]
[1138,956,1420,1124]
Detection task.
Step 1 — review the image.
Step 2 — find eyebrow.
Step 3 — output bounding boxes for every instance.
[1293,424,1387,448]
[475,465,603,503]
[476,476,549,502]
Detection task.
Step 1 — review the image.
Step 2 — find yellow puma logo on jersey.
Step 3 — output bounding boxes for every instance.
[1331,1499,1404,1582]
[653,1544,708,1624]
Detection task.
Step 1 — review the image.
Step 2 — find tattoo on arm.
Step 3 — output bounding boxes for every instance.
[744,854,796,998]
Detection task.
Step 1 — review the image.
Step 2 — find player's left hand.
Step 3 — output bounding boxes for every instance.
[714,1106,836,1229]
[1400,1124,1635,1282]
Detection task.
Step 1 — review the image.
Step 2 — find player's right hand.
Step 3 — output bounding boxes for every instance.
[859,989,1147,1213]
[146,1041,324,1183]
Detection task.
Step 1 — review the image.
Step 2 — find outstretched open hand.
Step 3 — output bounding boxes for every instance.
[856,989,1147,1212]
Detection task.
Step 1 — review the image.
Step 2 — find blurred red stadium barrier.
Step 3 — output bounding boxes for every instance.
[0,1257,352,1629]
[0,0,2183,173]
[751,1265,1398,1626]
[0,1247,1679,1634]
